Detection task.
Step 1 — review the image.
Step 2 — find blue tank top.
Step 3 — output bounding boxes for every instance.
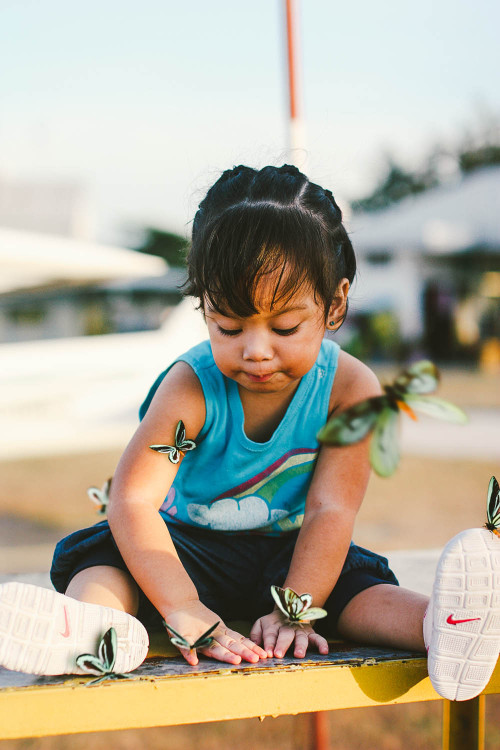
[139,339,340,536]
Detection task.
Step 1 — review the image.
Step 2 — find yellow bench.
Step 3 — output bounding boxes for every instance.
[0,633,498,750]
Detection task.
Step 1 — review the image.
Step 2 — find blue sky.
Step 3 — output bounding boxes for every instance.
[1,0,499,243]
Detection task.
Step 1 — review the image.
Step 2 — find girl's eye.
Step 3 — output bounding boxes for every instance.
[218,326,242,337]
[273,325,299,336]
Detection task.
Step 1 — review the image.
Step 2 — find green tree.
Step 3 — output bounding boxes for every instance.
[135,228,188,267]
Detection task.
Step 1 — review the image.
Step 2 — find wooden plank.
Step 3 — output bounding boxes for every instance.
[0,649,498,740]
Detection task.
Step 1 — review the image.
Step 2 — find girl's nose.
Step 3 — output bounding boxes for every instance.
[242,331,273,361]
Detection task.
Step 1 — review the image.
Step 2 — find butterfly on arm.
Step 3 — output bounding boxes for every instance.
[271,586,327,625]
[485,476,500,537]
[317,360,467,477]
[150,420,197,464]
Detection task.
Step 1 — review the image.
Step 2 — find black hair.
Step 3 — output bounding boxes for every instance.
[184,164,356,322]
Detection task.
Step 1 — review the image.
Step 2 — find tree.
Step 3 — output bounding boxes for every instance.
[135,228,188,267]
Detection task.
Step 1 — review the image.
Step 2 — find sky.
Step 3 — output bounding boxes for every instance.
[1,0,499,245]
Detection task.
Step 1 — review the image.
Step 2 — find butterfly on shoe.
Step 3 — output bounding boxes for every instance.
[270,586,327,624]
[76,627,133,686]
[485,476,500,537]
[163,621,220,651]
[87,478,112,515]
[150,420,197,464]
[317,360,467,477]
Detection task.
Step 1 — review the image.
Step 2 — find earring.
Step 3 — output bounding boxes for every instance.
[329,320,336,328]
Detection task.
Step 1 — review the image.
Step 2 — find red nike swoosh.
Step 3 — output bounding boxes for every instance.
[446,614,481,625]
[60,606,71,637]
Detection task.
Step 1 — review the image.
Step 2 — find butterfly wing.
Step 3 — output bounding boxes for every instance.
[175,421,186,447]
[76,654,107,676]
[296,606,328,622]
[370,407,400,477]
[404,394,468,424]
[98,627,117,671]
[149,444,175,454]
[164,623,190,650]
[192,621,220,650]
[486,476,500,531]
[318,397,386,446]
[270,585,290,618]
[393,361,439,395]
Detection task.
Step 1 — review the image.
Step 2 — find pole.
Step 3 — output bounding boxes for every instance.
[284,0,306,165]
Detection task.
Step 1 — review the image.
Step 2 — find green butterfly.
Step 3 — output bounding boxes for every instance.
[87,478,111,515]
[271,586,327,624]
[485,476,500,537]
[150,420,197,464]
[163,621,219,651]
[76,627,133,686]
[317,360,467,477]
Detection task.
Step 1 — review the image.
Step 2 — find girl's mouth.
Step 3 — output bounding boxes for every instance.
[246,372,274,383]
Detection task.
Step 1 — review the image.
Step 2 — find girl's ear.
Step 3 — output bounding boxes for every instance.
[326,278,349,331]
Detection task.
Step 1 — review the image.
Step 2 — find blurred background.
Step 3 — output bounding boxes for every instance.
[0,1,499,748]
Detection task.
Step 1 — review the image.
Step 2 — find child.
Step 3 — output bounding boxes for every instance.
[0,165,498,702]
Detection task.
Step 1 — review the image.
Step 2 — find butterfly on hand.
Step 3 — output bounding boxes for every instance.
[317,360,467,477]
[76,627,133,686]
[87,478,111,515]
[271,586,327,625]
[164,621,219,652]
[150,420,197,464]
[485,476,500,537]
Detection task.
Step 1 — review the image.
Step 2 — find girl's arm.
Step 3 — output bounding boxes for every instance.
[107,361,266,665]
[250,351,382,657]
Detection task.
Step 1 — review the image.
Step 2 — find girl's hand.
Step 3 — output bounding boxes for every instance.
[164,600,268,666]
[250,610,329,659]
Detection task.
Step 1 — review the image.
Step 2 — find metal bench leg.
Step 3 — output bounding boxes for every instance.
[442,696,485,750]
[310,711,330,750]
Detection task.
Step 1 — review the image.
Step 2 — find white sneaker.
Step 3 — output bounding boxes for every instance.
[423,528,500,701]
[0,582,149,676]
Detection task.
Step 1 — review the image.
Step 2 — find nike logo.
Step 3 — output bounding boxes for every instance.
[60,606,71,637]
[446,614,481,625]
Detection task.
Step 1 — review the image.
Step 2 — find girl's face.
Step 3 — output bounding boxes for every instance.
[204,276,348,397]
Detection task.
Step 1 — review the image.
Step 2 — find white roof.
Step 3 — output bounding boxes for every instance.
[348,166,500,255]
[0,227,167,293]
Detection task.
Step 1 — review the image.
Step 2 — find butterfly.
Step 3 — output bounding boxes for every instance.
[163,621,220,651]
[76,627,133,686]
[485,476,500,537]
[270,586,327,624]
[317,360,467,477]
[150,420,197,464]
[87,478,111,515]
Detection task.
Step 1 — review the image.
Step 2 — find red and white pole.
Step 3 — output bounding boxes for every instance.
[284,0,306,165]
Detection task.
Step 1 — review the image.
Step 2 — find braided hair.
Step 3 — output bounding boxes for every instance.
[185,164,356,323]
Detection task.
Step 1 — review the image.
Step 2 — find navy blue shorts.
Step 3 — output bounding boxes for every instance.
[50,514,398,635]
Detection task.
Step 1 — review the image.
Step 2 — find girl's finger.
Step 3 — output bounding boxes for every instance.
[200,640,242,665]
[249,620,263,645]
[262,625,280,657]
[273,627,296,659]
[216,634,260,663]
[308,632,329,655]
[178,646,199,667]
[226,628,267,659]
[292,628,310,658]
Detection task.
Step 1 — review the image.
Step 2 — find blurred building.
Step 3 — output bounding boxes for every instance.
[0,176,173,342]
[346,166,500,367]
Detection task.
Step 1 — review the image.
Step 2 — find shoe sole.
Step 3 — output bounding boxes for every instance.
[427,528,500,701]
[0,582,149,676]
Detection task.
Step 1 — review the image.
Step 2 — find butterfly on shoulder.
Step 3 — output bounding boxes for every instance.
[87,478,112,515]
[150,420,197,464]
[163,621,220,651]
[485,476,500,537]
[270,585,327,625]
[317,360,467,477]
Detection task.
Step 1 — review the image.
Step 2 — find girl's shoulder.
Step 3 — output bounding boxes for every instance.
[328,350,382,418]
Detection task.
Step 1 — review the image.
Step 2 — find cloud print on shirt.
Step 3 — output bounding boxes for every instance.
[187,496,289,531]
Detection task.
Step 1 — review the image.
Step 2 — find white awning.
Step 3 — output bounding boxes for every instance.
[0,227,167,293]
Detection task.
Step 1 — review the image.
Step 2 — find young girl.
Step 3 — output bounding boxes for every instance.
[0,165,498,702]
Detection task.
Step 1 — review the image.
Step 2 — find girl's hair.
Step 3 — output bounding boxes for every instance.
[184,164,356,322]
